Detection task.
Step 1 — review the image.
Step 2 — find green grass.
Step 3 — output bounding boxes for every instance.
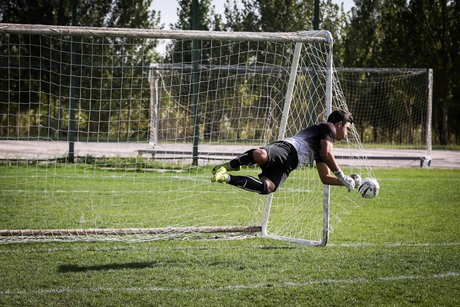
[1,168,459,306]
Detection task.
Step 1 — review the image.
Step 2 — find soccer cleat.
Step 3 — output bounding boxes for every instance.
[211,162,240,174]
[210,166,230,183]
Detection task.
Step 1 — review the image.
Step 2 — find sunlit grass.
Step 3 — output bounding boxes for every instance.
[0,168,459,305]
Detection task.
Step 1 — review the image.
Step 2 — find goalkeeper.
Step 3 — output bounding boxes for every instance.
[211,109,356,194]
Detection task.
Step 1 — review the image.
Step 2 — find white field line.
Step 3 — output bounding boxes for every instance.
[1,272,458,296]
[327,242,460,247]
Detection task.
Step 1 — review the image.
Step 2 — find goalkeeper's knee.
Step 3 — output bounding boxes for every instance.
[229,149,256,169]
[260,179,270,194]
[260,178,276,194]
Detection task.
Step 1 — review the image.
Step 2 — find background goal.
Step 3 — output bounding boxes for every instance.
[337,68,432,165]
[0,24,382,245]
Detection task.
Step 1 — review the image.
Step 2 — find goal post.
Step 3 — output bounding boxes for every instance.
[0,24,367,245]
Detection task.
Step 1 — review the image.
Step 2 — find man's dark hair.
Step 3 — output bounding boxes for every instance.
[327,110,353,124]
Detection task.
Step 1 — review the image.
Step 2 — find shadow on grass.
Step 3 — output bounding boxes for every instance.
[58,261,155,273]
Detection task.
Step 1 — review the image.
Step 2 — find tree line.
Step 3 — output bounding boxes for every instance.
[0,0,457,145]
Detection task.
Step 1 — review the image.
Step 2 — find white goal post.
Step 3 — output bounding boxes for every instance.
[1,24,373,245]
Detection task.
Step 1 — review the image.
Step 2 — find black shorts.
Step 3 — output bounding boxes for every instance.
[259,141,299,191]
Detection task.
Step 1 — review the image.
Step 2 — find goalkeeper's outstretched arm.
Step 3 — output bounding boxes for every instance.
[317,162,341,186]
[317,139,355,191]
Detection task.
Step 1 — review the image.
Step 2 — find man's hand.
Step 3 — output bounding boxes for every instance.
[333,169,355,192]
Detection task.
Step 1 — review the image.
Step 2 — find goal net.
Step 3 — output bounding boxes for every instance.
[0,24,372,245]
[337,68,433,166]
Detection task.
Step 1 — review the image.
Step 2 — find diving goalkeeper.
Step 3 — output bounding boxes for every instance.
[211,110,357,194]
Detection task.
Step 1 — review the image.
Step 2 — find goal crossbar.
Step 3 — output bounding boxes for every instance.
[0,23,332,43]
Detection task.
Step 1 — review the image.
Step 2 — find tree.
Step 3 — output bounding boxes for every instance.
[343,0,459,145]
[406,0,458,145]
[162,0,349,142]
[342,0,381,67]
[0,0,161,139]
[172,0,218,31]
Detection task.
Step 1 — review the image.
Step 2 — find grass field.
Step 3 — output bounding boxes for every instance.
[1,168,459,306]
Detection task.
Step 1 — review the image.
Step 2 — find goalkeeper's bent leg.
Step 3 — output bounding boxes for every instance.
[228,149,256,169]
[212,149,257,174]
[228,175,268,194]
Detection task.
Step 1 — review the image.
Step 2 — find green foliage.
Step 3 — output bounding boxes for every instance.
[343,0,459,145]
[0,0,457,145]
[0,0,161,140]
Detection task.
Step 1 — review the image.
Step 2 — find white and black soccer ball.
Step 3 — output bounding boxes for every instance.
[358,177,380,198]
[350,173,362,189]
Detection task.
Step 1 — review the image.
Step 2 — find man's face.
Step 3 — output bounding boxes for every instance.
[335,121,351,141]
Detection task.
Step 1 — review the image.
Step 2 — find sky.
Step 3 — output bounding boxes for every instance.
[151,0,355,29]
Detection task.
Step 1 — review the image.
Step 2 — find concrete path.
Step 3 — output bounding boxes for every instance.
[1,140,458,169]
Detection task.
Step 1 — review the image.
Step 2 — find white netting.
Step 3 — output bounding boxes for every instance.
[336,68,431,150]
[0,25,377,244]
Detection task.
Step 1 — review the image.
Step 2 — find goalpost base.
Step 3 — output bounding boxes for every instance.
[0,226,329,247]
[0,226,262,237]
[262,234,327,247]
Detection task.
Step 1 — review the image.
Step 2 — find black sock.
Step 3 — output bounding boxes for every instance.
[228,175,266,194]
[229,149,255,169]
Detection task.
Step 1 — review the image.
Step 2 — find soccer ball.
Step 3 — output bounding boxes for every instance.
[358,177,380,198]
[350,173,362,189]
